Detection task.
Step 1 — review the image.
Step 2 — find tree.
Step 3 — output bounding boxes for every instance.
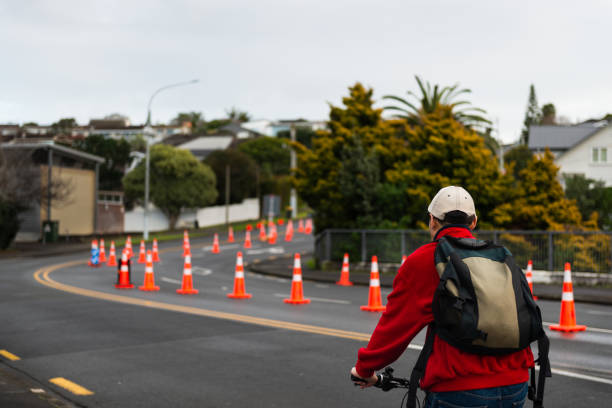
[226,107,250,123]
[204,149,258,205]
[383,76,492,130]
[503,145,533,180]
[295,83,405,230]
[386,105,514,229]
[238,137,290,177]
[122,145,217,229]
[491,150,582,229]
[51,118,78,135]
[0,148,73,248]
[171,111,206,134]
[277,127,317,149]
[564,174,612,230]
[520,85,541,145]
[540,103,556,125]
[72,135,131,191]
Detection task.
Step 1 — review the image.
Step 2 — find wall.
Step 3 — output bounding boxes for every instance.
[40,165,95,236]
[557,126,612,186]
[124,198,260,232]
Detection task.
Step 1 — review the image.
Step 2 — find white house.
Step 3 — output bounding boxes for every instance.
[528,121,612,187]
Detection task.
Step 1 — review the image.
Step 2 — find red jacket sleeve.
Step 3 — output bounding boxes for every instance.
[355,244,438,378]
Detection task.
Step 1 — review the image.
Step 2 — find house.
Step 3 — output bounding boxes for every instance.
[241,119,327,137]
[528,121,612,186]
[173,135,236,161]
[1,141,104,241]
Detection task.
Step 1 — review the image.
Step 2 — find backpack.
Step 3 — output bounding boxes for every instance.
[407,227,551,408]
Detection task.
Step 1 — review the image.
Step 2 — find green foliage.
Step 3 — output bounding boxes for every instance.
[277,127,316,149]
[383,75,491,130]
[204,149,258,205]
[51,118,77,134]
[238,137,290,176]
[0,199,19,249]
[540,103,556,125]
[564,174,612,230]
[520,84,541,145]
[72,135,131,191]
[123,145,217,229]
[295,83,405,231]
[225,107,250,123]
[171,111,206,134]
[491,150,582,229]
[504,145,533,180]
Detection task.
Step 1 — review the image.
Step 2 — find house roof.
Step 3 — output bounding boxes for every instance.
[528,124,602,150]
[177,135,234,151]
[1,141,105,164]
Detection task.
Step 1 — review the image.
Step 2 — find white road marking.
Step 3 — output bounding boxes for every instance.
[161,277,181,285]
[202,244,241,251]
[246,247,285,255]
[543,321,612,335]
[273,293,350,304]
[586,310,612,316]
[191,267,212,276]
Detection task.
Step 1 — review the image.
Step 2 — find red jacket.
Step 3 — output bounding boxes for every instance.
[355,227,534,392]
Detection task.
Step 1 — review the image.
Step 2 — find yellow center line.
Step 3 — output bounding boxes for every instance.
[49,377,94,396]
[0,349,21,361]
[33,260,372,343]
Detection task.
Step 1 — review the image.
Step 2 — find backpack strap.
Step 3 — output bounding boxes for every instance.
[530,334,552,408]
[407,324,436,408]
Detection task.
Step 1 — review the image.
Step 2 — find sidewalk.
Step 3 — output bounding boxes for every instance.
[248,253,612,305]
[0,362,76,408]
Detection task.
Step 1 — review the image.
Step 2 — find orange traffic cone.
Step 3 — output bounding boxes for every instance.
[115,250,134,289]
[336,253,353,286]
[304,219,313,234]
[212,233,220,254]
[183,231,191,257]
[139,250,160,291]
[298,219,304,233]
[361,256,386,312]
[228,226,235,243]
[284,253,310,304]
[227,251,252,299]
[125,236,133,258]
[177,255,198,295]
[88,239,100,267]
[137,240,146,264]
[285,220,293,242]
[99,239,106,263]
[525,260,538,300]
[259,222,267,241]
[152,238,161,262]
[268,222,277,245]
[550,263,586,332]
[107,241,118,267]
[244,230,252,249]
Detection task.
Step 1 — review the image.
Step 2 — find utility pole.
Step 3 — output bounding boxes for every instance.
[289,124,297,219]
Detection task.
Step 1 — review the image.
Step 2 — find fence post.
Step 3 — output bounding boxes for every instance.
[361,230,367,264]
[548,232,554,271]
[401,231,406,257]
[325,230,331,262]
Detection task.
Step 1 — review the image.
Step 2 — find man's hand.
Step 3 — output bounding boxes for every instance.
[350,367,378,389]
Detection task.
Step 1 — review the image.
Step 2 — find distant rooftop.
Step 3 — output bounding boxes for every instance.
[528,124,603,151]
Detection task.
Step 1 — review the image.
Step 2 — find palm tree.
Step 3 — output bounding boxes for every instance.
[383,76,492,129]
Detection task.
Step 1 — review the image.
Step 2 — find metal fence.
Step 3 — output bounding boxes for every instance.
[315,229,612,273]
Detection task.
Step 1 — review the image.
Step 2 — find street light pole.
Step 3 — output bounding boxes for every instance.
[143,79,198,240]
[289,124,297,219]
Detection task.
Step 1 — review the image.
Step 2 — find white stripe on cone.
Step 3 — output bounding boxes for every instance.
[370,278,380,287]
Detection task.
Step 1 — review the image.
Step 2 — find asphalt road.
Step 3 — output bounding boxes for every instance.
[1,232,612,407]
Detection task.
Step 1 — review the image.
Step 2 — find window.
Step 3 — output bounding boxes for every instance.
[592,147,608,163]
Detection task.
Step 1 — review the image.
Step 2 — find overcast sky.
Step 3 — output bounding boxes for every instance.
[1,0,610,143]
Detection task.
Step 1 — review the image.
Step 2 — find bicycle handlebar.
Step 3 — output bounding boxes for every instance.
[351,366,410,391]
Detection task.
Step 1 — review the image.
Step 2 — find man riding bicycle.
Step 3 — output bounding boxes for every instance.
[351,186,535,408]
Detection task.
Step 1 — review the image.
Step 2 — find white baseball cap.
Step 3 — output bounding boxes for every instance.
[428,186,476,220]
